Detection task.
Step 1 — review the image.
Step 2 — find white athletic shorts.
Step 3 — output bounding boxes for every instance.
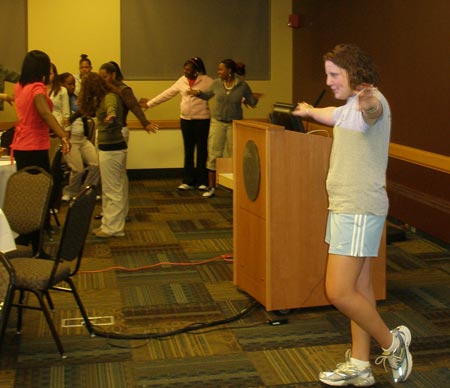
[325,212,385,257]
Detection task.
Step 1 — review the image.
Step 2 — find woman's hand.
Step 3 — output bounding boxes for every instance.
[357,84,378,110]
[292,102,313,117]
[356,84,382,121]
[61,137,71,154]
[5,94,14,105]
[145,122,159,134]
[104,115,116,124]
[138,98,149,109]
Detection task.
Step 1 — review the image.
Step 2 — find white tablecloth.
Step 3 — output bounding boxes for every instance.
[0,158,16,207]
[0,208,16,253]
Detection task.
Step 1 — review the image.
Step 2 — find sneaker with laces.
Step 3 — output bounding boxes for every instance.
[375,325,412,383]
[319,349,375,387]
[202,187,215,198]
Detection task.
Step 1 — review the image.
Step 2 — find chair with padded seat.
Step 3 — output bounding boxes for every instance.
[2,166,53,259]
[2,185,97,358]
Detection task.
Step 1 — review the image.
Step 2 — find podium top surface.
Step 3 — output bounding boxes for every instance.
[234,120,285,132]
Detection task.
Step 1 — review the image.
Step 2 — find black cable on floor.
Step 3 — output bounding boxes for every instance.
[90,299,261,340]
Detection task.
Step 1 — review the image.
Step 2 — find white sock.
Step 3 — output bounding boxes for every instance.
[350,357,370,369]
[383,333,400,353]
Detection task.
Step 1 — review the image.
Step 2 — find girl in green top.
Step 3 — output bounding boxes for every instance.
[78,73,127,238]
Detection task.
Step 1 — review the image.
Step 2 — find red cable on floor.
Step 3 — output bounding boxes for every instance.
[78,254,233,274]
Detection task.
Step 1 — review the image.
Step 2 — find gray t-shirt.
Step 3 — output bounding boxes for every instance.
[326,91,391,215]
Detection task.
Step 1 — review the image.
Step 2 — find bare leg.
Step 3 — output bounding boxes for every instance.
[325,253,393,357]
[351,258,376,361]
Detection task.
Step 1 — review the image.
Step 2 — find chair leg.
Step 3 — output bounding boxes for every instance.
[50,209,60,227]
[16,290,25,334]
[65,278,94,335]
[45,291,55,310]
[0,296,13,350]
[35,291,66,358]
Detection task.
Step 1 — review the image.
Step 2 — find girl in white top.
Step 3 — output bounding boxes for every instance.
[59,72,99,200]
[48,63,70,127]
[47,63,70,173]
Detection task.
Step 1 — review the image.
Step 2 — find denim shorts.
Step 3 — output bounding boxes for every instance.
[325,212,385,257]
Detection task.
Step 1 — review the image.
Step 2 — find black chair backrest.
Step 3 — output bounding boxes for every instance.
[2,166,53,235]
[56,185,97,266]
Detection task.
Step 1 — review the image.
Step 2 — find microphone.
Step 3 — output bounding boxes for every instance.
[313,89,326,107]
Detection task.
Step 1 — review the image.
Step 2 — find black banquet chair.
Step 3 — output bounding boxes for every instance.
[1,185,97,358]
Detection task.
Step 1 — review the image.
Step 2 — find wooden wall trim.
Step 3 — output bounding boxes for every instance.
[127,119,180,130]
[0,120,182,132]
[2,120,448,175]
[1,119,268,132]
[388,181,450,214]
[125,119,270,130]
[389,143,450,174]
[0,122,15,131]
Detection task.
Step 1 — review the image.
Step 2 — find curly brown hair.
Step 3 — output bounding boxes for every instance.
[323,44,379,89]
[78,72,119,117]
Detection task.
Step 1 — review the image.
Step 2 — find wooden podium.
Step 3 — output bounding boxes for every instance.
[233,120,386,311]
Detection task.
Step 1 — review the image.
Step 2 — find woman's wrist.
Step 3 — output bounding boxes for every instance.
[363,103,379,115]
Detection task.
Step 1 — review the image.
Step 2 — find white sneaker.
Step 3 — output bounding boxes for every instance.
[319,349,375,386]
[375,325,413,383]
[197,184,209,191]
[178,183,194,190]
[202,187,215,198]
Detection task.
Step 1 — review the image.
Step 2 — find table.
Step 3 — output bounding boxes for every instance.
[0,159,16,207]
[0,208,16,253]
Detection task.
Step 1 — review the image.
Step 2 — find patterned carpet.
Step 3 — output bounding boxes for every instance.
[1,177,449,388]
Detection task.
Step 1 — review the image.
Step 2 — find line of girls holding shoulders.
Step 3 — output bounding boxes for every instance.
[45,54,157,238]
[12,51,158,241]
[12,51,259,243]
